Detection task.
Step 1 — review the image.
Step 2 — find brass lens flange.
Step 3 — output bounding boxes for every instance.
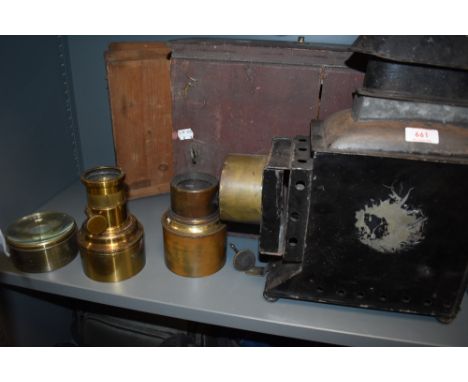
[77,166,145,282]
[162,172,226,277]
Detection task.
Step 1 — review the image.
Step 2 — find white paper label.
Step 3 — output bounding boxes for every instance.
[405,127,439,144]
[177,128,194,141]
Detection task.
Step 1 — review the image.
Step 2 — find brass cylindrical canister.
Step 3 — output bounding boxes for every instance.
[162,172,226,277]
[5,211,78,273]
[77,166,145,282]
[219,154,267,224]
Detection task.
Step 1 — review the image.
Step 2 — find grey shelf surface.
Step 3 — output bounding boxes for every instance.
[1,181,468,346]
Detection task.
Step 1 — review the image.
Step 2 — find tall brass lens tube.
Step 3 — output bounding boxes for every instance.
[82,167,127,232]
[77,166,145,282]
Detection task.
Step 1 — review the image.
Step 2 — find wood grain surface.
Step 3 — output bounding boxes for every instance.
[106,42,173,199]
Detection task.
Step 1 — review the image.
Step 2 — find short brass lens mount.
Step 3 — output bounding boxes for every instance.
[170,172,218,218]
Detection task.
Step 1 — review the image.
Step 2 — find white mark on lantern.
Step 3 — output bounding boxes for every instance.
[355,187,427,253]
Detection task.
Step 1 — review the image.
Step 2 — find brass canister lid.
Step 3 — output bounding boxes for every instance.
[5,211,78,273]
[6,211,76,249]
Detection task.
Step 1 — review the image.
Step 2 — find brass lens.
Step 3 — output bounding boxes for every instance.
[162,172,226,277]
[77,166,145,282]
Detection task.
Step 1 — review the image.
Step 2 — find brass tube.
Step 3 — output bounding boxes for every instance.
[81,166,127,231]
[86,204,127,231]
[170,172,218,218]
[162,172,226,277]
[78,166,145,282]
[219,154,267,224]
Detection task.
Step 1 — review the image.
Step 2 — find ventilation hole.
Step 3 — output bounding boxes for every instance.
[337,289,345,297]
[298,138,307,142]
[356,292,364,299]
[298,159,307,163]
[298,147,307,151]
[379,295,387,302]
[317,286,324,293]
[402,296,411,303]
[288,238,298,247]
[424,299,432,307]
[290,212,299,221]
[295,181,305,191]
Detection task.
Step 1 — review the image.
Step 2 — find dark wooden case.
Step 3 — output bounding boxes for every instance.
[106,39,364,198]
[170,40,364,177]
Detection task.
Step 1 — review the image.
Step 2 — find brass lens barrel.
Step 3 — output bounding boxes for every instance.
[162,172,226,277]
[78,166,145,282]
[219,154,267,224]
[81,166,127,231]
[170,172,218,218]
